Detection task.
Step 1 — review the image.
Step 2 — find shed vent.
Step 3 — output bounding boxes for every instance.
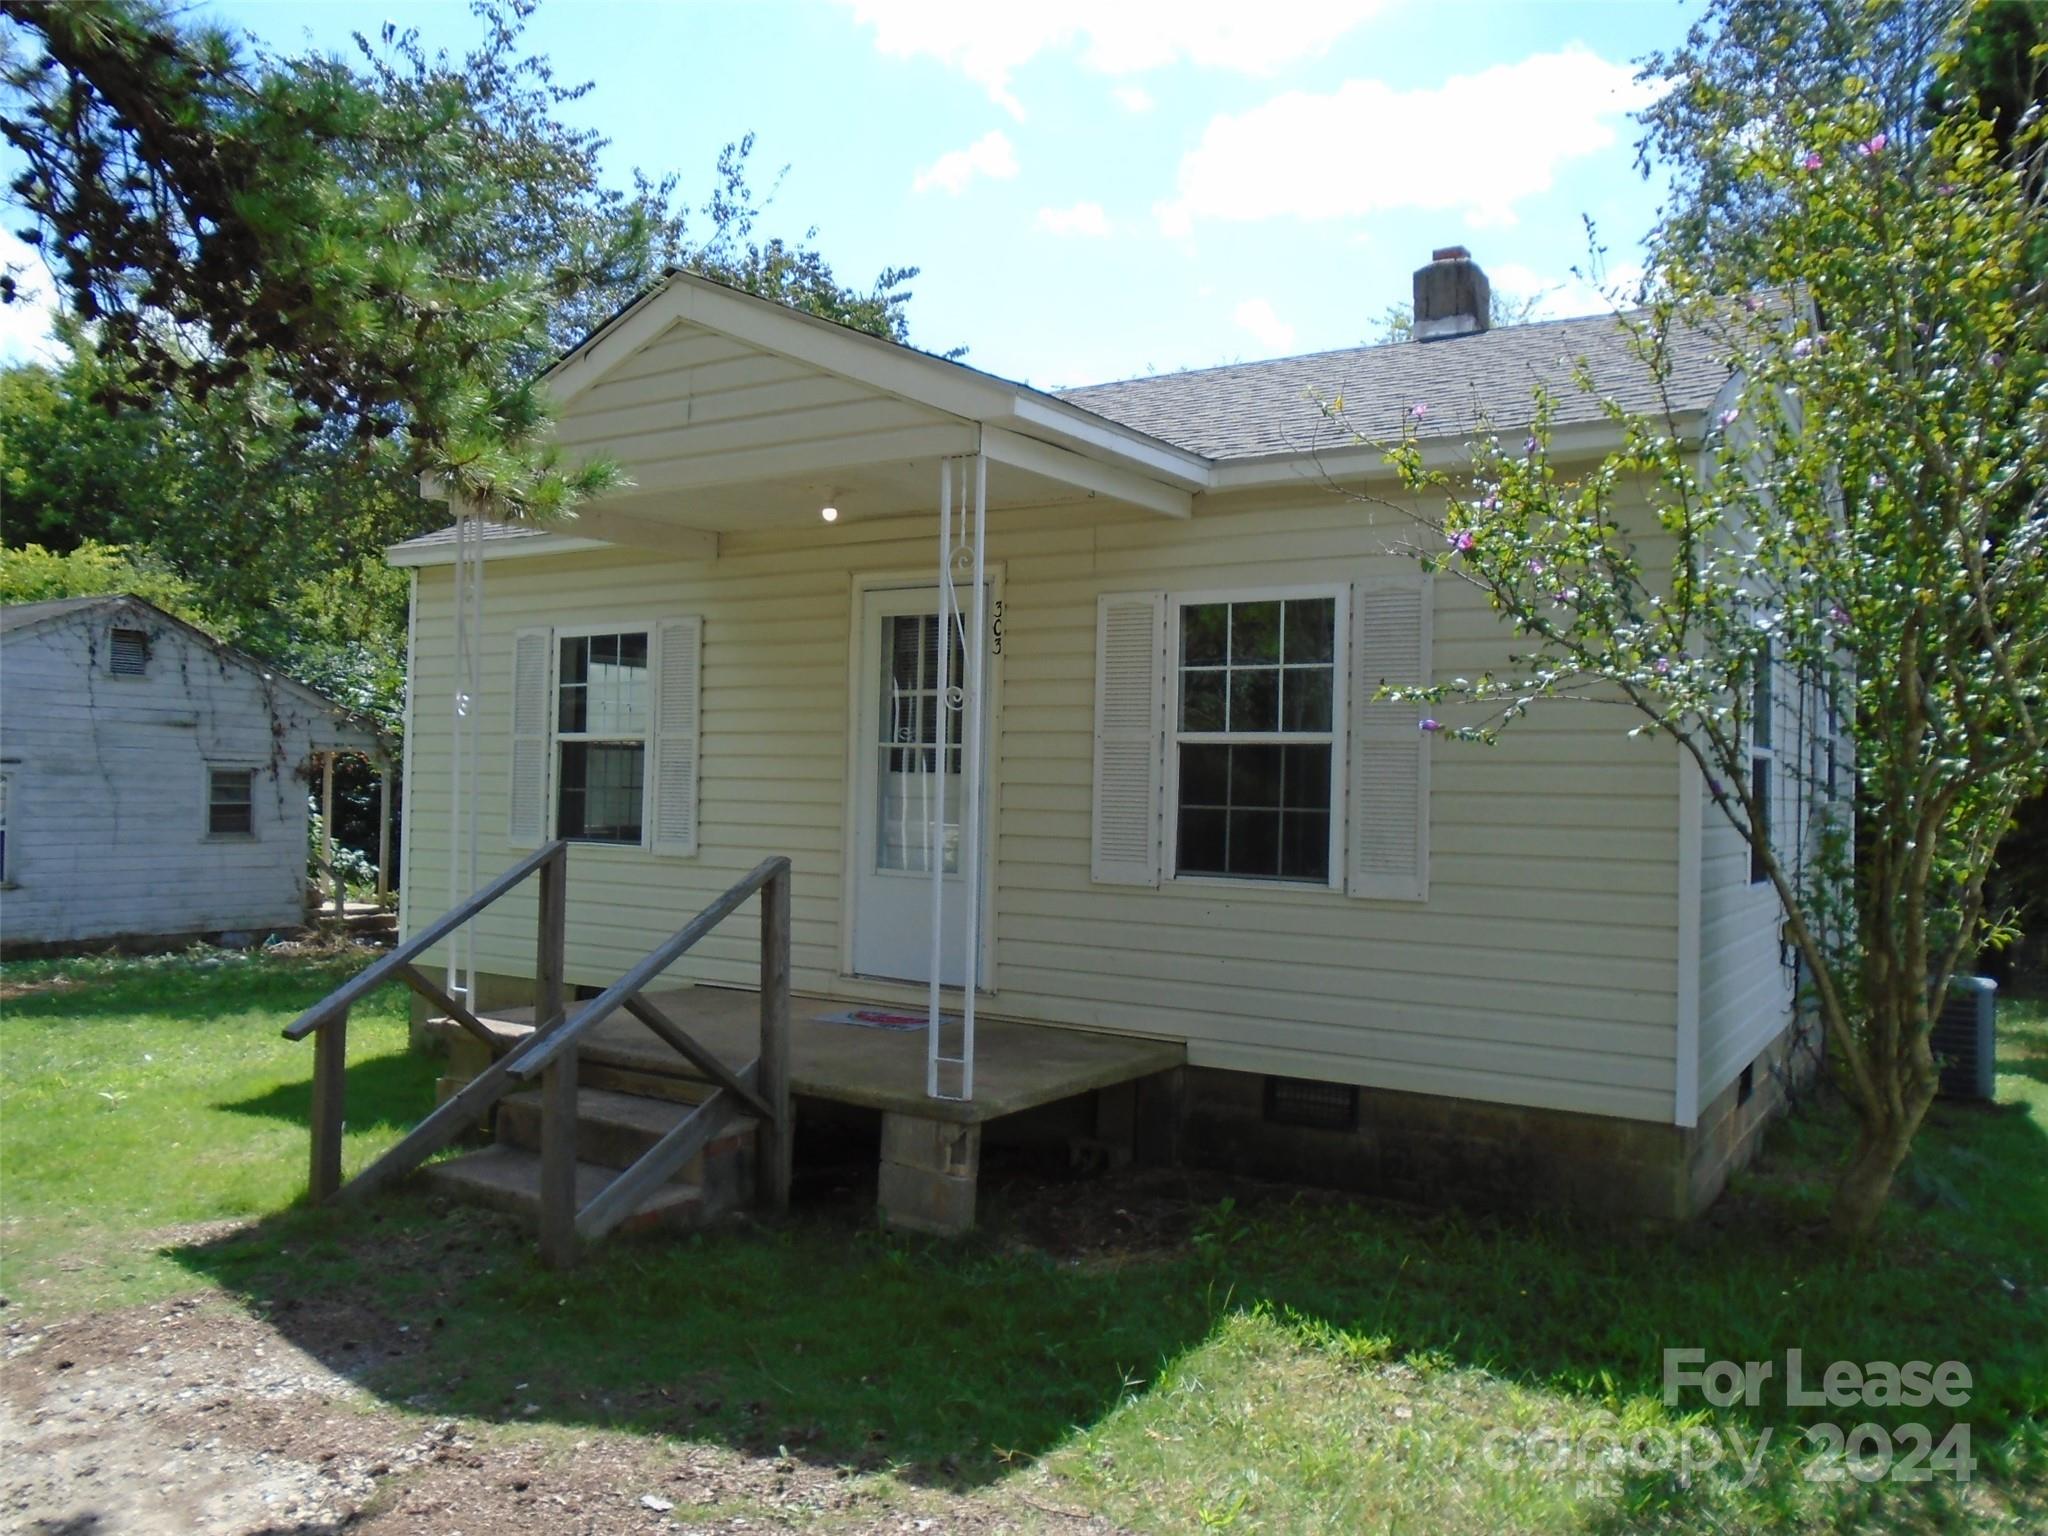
[108,627,150,676]
[1931,975,1998,1101]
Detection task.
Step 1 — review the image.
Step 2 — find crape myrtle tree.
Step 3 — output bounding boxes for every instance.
[1336,0,2047,1235]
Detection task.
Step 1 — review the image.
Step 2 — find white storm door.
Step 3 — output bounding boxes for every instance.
[851,584,991,988]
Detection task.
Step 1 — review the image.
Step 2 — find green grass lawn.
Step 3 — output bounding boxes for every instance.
[2,950,2042,1533]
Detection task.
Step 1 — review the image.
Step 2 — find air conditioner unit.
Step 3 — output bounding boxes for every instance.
[1931,975,1997,1102]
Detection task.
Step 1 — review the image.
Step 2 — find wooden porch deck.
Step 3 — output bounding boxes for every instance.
[472,985,1183,1122]
[454,986,1185,1234]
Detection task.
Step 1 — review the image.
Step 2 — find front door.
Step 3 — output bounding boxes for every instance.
[851,584,991,987]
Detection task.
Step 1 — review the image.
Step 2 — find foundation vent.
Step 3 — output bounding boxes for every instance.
[1264,1076,1359,1131]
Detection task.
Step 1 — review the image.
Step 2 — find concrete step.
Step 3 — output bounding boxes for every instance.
[495,1085,756,1193]
[423,1145,709,1234]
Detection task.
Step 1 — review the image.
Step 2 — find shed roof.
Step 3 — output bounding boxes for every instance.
[0,594,116,634]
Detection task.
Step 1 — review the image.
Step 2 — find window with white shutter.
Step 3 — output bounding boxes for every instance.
[507,627,554,847]
[651,616,702,857]
[1091,592,1166,885]
[1346,577,1432,901]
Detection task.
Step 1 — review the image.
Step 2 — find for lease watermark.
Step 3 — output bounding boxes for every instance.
[1658,1350,1976,1486]
[1662,1348,1973,1411]
[1479,1352,1978,1490]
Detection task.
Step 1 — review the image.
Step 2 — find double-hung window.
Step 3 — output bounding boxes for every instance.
[555,630,650,845]
[207,768,255,837]
[1170,592,1343,885]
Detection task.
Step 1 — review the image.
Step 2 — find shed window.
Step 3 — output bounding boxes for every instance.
[556,631,649,844]
[109,627,150,677]
[1171,594,1340,885]
[207,769,255,837]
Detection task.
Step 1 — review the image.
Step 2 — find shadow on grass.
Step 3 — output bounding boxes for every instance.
[216,1047,436,1134]
[166,1044,2048,1495]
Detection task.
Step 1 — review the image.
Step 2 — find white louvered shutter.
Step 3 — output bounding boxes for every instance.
[652,616,703,856]
[507,627,553,847]
[1091,592,1166,886]
[1347,578,1432,901]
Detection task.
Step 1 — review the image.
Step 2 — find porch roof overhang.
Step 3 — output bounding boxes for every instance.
[410,272,1211,559]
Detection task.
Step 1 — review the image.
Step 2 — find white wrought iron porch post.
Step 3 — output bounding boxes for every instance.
[927,462,952,1096]
[447,503,485,1006]
[959,452,986,1101]
[928,451,985,1102]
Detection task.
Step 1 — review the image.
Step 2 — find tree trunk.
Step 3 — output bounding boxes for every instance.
[1830,1125,1912,1238]
[1829,1062,1938,1239]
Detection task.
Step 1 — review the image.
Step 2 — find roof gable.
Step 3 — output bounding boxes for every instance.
[0,594,387,746]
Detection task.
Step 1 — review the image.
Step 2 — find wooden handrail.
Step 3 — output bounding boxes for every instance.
[510,856,791,1081]
[281,840,568,1041]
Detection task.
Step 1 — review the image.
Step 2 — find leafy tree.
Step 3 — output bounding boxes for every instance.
[2,0,925,732]
[1342,0,2046,1234]
[0,537,204,619]
[0,0,923,522]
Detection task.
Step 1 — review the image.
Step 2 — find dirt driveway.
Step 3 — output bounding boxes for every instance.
[0,1292,1118,1535]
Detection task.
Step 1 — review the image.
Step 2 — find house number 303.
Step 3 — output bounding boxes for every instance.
[989,599,1004,655]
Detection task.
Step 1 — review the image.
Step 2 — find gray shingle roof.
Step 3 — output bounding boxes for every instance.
[1054,309,1732,461]
[390,522,553,552]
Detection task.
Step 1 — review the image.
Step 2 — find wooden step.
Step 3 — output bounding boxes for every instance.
[429,1017,727,1106]
[424,1145,708,1233]
[495,1086,756,1190]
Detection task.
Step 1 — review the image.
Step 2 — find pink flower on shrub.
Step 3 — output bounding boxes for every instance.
[1718,407,1741,429]
[1801,152,1824,170]
[1410,402,1429,420]
[1419,718,1444,733]
[1447,530,1475,553]
[1859,132,1888,157]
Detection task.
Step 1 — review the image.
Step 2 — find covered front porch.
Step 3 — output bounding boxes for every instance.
[436,984,1187,1235]
[410,268,1208,1127]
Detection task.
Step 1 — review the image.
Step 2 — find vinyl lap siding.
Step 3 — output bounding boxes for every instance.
[406,494,1682,1122]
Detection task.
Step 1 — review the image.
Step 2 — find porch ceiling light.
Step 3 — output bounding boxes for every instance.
[820,504,839,523]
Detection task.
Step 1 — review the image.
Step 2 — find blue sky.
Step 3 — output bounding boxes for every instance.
[2,1,1698,386]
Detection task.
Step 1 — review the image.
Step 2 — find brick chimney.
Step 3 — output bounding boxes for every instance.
[1412,245,1490,341]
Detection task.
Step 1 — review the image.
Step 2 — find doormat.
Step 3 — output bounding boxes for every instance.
[812,1007,953,1031]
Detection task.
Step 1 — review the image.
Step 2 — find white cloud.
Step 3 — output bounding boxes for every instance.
[834,0,1384,118]
[0,229,63,365]
[1113,84,1155,114]
[1155,48,1666,235]
[1233,297,1296,353]
[1489,259,1651,319]
[1035,201,1113,238]
[912,130,1020,196]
